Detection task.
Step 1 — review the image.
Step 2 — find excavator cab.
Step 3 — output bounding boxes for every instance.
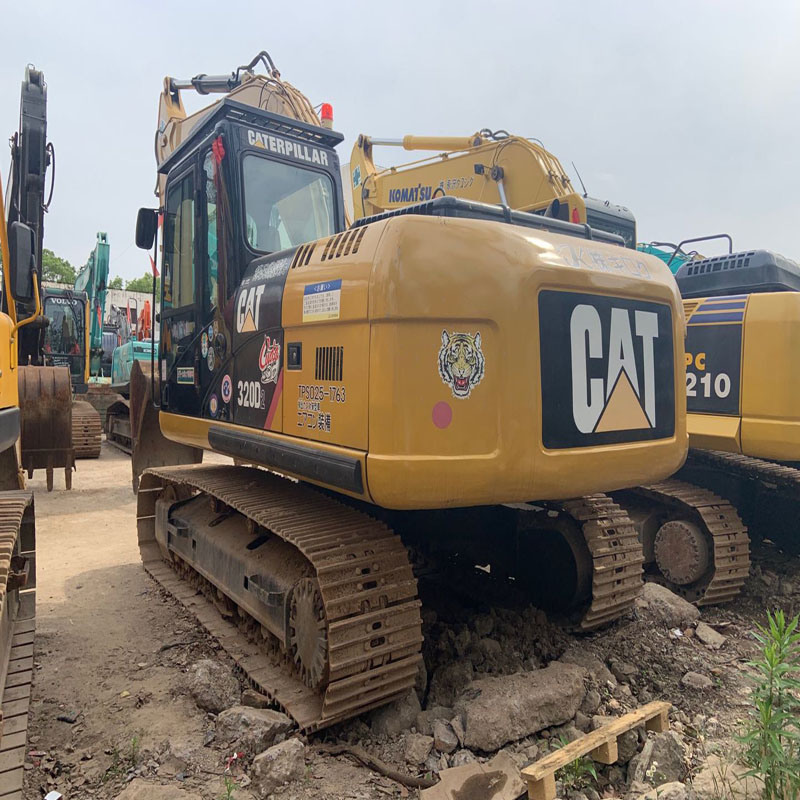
[131,99,345,487]
[41,289,89,392]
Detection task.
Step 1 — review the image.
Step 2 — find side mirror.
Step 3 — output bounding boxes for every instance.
[8,222,36,303]
[135,208,158,250]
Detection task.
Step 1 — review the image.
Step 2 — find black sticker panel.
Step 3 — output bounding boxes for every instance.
[685,323,742,416]
[539,290,675,449]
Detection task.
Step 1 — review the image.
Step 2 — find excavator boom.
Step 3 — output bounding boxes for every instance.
[351,130,636,247]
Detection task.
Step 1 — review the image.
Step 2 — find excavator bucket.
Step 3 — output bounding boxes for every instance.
[129,360,202,493]
[18,366,74,491]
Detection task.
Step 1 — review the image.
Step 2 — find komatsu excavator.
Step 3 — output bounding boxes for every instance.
[350,129,637,247]
[649,239,800,559]
[8,67,74,490]
[132,51,688,732]
[354,133,752,608]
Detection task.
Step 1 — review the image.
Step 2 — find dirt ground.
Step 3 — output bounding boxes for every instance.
[20,443,800,799]
[23,444,400,800]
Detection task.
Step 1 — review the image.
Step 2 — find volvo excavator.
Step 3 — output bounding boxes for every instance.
[41,285,102,459]
[130,51,690,733]
[9,66,75,490]
[0,72,40,799]
[352,131,751,609]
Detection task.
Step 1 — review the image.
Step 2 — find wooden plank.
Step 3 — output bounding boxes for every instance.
[0,789,21,799]
[589,738,618,765]
[646,707,669,732]
[527,772,556,800]
[5,647,29,662]
[522,701,670,783]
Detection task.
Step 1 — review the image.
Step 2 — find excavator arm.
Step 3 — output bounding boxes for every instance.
[351,130,637,247]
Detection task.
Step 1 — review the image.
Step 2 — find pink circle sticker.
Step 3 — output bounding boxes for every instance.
[432,401,452,429]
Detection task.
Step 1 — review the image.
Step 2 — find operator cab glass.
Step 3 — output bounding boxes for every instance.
[43,294,85,380]
[242,155,336,252]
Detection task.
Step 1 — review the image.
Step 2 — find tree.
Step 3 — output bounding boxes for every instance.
[108,275,123,290]
[126,273,160,294]
[42,249,76,284]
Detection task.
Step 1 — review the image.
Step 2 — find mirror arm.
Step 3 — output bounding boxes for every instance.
[13,272,41,334]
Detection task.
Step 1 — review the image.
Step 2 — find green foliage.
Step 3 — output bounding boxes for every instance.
[42,248,76,284]
[219,776,237,800]
[108,275,123,290]
[555,735,598,791]
[739,609,800,800]
[125,272,160,294]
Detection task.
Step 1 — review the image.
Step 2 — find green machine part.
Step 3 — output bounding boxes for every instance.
[74,232,110,376]
[637,243,691,274]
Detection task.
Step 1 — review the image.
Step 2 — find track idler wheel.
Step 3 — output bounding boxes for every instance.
[654,520,710,586]
[289,578,328,690]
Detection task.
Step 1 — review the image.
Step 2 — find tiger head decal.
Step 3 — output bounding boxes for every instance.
[438,330,485,399]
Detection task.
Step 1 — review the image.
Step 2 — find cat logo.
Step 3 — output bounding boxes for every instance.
[570,304,658,434]
[539,290,674,449]
[236,285,266,333]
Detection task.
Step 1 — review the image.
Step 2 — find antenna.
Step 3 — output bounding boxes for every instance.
[572,161,588,198]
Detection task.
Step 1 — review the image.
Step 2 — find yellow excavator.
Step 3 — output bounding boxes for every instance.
[9,66,74,491]
[352,132,751,609]
[0,85,39,795]
[652,237,800,558]
[131,51,688,733]
[350,129,637,247]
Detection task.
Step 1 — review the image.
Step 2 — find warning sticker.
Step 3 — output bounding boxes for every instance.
[303,279,342,322]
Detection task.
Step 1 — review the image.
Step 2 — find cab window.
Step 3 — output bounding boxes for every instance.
[242,154,335,252]
[163,173,195,309]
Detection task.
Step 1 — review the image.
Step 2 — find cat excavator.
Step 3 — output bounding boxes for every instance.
[354,133,751,608]
[131,51,689,733]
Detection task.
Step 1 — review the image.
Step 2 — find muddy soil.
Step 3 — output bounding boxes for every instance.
[21,444,799,799]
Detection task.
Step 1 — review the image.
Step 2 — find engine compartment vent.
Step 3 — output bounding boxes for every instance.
[315,346,343,382]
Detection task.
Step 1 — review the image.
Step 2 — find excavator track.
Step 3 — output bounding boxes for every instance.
[682,449,800,555]
[0,491,35,799]
[71,400,102,459]
[137,464,422,732]
[504,495,644,630]
[559,495,645,630]
[621,479,750,605]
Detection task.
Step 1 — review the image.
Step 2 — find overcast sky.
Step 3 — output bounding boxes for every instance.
[1,0,797,281]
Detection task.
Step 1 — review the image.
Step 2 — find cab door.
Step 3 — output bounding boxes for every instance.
[160,166,202,416]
